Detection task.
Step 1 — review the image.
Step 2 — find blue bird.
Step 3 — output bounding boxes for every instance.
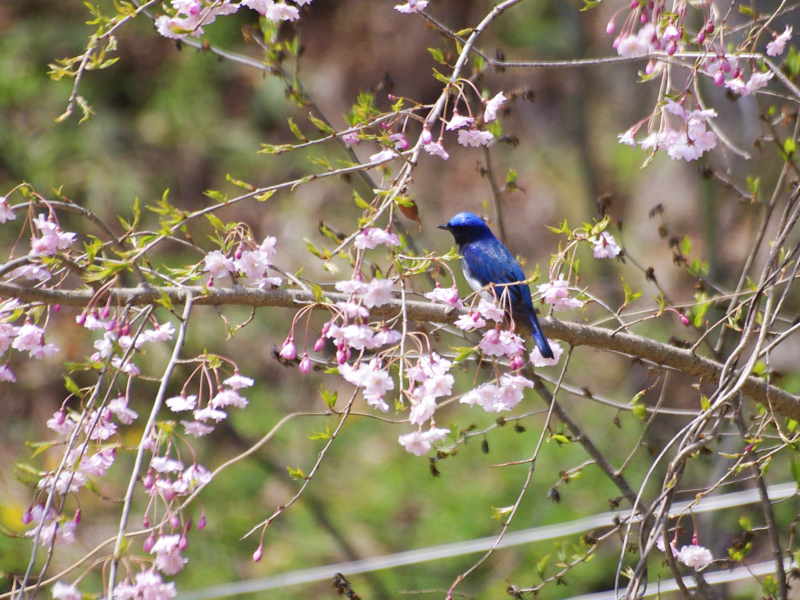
[438,212,554,359]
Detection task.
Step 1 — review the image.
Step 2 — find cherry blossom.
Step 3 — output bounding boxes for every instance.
[423,141,449,160]
[677,544,714,570]
[394,0,428,13]
[423,286,462,308]
[0,363,15,382]
[483,92,507,122]
[766,25,792,56]
[457,128,494,147]
[398,426,448,456]
[590,231,620,259]
[210,389,248,409]
[193,406,227,422]
[339,358,395,411]
[724,70,774,96]
[537,275,584,311]
[166,394,197,412]
[223,373,254,390]
[51,582,81,600]
[108,396,139,424]
[615,24,656,57]
[361,279,395,308]
[133,570,177,600]
[354,227,401,250]
[181,420,214,437]
[151,534,188,575]
[446,112,474,131]
[0,196,16,223]
[454,311,486,331]
[203,250,234,279]
[369,149,398,163]
[46,410,77,436]
[530,340,563,367]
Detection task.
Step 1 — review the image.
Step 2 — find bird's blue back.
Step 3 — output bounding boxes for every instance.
[439,212,554,359]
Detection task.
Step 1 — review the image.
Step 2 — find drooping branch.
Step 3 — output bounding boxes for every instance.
[1,280,798,420]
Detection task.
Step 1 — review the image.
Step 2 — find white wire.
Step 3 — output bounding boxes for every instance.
[175,482,796,600]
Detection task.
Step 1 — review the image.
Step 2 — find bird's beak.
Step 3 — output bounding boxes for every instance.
[437,224,449,231]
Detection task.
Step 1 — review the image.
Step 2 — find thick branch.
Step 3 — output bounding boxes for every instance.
[2,281,798,420]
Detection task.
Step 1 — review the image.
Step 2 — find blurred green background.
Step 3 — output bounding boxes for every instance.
[1,1,797,599]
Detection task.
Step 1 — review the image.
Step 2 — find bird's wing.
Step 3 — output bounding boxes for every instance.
[462,239,532,309]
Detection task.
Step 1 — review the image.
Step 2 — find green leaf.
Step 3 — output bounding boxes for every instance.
[791,459,800,486]
[287,117,308,142]
[632,404,647,420]
[320,385,337,409]
[287,466,306,480]
[739,516,752,531]
[64,375,81,397]
[681,235,691,256]
[551,434,571,445]
[428,47,445,64]
[700,394,710,411]
[491,505,514,523]
[308,112,334,135]
[26,440,56,458]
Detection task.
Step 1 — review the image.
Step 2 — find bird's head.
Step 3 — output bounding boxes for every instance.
[437,212,493,246]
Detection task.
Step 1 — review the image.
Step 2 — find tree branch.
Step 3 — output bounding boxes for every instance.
[2,281,798,420]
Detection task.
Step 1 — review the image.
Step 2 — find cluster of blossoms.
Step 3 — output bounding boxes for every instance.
[156,0,312,39]
[4,210,76,283]
[167,371,255,438]
[657,535,714,571]
[0,304,60,382]
[202,235,281,288]
[608,1,792,163]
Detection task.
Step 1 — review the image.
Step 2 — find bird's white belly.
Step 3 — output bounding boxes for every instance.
[461,258,485,293]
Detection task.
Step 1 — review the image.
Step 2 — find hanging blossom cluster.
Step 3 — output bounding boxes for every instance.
[202,234,281,288]
[607,0,792,163]
[156,0,313,39]
[657,535,715,572]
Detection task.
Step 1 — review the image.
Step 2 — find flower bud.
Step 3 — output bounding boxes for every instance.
[198,514,207,530]
[179,535,188,551]
[22,507,33,525]
[143,533,156,553]
[170,514,180,529]
[53,304,61,313]
[421,127,432,144]
[299,354,311,374]
[252,546,263,562]
[313,336,326,352]
[696,30,705,44]
[605,19,615,35]
[279,339,296,360]
[73,508,81,524]
[713,71,725,86]
[706,20,714,34]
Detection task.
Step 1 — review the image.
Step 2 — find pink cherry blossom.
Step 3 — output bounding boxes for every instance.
[457,128,494,147]
[108,396,139,424]
[483,92,507,122]
[423,141,449,160]
[373,328,401,347]
[615,23,655,57]
[369,149,398,163]
[335,278,368,295]
[52,582,81,600]
[591,231,620,259]
[537,275,584,311]
[235,249,270,279]
[767,25,792,56]
[339,358,395,411]
[166,394,197,412]
[423,286,463,308]
[724,70,774,96]
[354,227,401,250]
[361,278,395,308]
[203,250,234,279]
[394,0,428,13]
[181,419,214,437]
[677,544,713,570]
[134,570,177,600]
[530,340,564,367]
[477,298,505,322]
[223,373,254,389]
[0,363,15,382]
[398,426,447,456]
[454,312,486,331]
[210,389,248,409]
[408,393,437,425]
[47,410,76,436]
[0,196,16,223]
[446,112,474,131]
[193,406,227,422]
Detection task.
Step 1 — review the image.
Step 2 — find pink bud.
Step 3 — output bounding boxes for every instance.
[696,31,705,44]
[198,514,207,530]
[713,71,725,86]
[605,19,615,35]
[313,336,326,352]
[679,314,690,326]
[207,275,214,287]
[76,311,87,326]
[421,127,432,144]
[667,41,677,55]
[170,514,180,529]
[106,319,116,332]
[235,244,243,260]
[706,20,714,34]
[692,530,699,546]
[645,60,656,75]
[143,533,156,553]
[143,472,155,492]
[336,348,347,365]
[73,508,81,524]
[163,489,175,502]
[299,354,311,374]
[179,535,188,551]
[732,67,740,79]
[55,410,66,425]
[22,507,32,525]
[53,305,61,313]
[640,12,647,24]
[721,59,731,73]
[100,306,110,319]
[279,339,296,360]
[143,515,151,528]
[629,0,637,8]
[252,546,263,562]
[321,322,332,336]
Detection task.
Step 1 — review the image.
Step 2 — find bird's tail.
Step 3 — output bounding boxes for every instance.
[530,315,554,359]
